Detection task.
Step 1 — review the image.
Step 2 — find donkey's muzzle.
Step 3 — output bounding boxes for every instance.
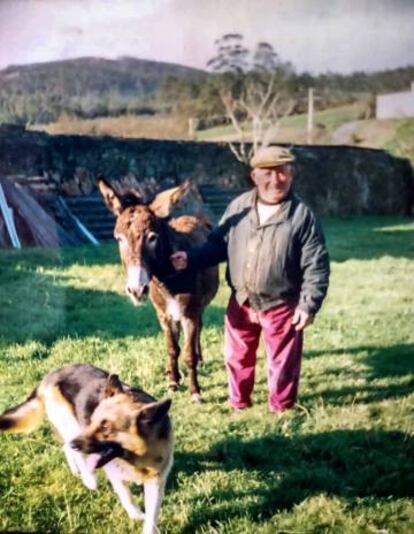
[126,284,149,305]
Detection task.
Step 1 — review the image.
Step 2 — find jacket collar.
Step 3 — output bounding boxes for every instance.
[248,188,294,227]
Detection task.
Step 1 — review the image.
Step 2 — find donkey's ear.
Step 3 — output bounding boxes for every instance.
[98,176,123,216]
[104,374,124,397]
[149,181,191,218]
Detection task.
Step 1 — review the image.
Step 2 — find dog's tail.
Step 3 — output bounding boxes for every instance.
[0,387,45,434]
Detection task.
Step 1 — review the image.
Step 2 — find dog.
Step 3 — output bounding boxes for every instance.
[0,364,173,534]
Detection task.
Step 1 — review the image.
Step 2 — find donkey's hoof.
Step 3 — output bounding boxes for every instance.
[191,393,203,403]
[168,383,179,392]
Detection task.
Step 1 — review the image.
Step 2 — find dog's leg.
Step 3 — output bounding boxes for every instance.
[62,445,98,490]
[63,443,80,475]
[104,462,144,520]
[143,477,166,534]
[63,446,101,485]
[44,388,97,490]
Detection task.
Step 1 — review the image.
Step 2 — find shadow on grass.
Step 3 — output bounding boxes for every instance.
[0,266,226,345]
[0,242,120,271]
[303,343,414,405]
[173,428,414,532]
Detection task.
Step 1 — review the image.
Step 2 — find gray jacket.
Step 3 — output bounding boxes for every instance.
[189,188,330,315]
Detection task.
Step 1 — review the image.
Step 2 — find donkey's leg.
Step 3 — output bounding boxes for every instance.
[196,318,204,367]
[182,315,202,401]
[158,315,181,391]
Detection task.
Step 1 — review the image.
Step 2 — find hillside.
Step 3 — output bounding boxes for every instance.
[1,58,413,126]
[0,56,205,94]
[0,56,206,123]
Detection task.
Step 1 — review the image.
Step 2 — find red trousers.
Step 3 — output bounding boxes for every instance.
[224,294,303,412]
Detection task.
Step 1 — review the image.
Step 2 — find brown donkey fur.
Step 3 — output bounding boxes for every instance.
[98,178,219,401]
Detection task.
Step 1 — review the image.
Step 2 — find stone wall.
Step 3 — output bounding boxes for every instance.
[292,145,413,216]
[0,125,412,215]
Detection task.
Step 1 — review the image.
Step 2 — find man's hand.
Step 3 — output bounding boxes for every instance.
[292,308,314,331]
[170,251,188,271]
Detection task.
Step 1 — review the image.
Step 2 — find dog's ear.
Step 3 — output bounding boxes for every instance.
[104,374,124,397]
[98,176,124,216]
[136,399,171,435]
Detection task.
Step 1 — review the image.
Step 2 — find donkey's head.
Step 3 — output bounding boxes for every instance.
[98,177,190,305]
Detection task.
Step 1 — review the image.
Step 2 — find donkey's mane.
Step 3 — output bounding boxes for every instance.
[120,191,147,208]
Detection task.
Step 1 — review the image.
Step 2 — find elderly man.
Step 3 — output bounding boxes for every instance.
[171,146,329,413]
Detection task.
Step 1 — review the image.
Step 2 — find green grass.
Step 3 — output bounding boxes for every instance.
[195,104,360,142]
[280,104,360,131]
[0,216,413,533]
[385,118,414,166]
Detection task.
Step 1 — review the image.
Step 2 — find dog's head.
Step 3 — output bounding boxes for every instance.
[71,374,172,469]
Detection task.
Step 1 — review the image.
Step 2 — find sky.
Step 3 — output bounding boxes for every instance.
[0,0,413,74]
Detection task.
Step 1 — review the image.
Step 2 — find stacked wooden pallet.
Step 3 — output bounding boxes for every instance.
[64,195,116,243]
[198,184,249,222]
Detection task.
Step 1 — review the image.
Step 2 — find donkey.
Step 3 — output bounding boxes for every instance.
[98,178,219,402]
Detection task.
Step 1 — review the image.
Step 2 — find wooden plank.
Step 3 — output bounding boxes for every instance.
[0,183,21,248]
[0,176,74,247]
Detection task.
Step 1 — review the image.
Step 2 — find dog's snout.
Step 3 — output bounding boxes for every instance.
[70,435,100,454]
[70,437,85,452]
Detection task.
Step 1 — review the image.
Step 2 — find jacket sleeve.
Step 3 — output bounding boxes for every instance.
[187,206,232,271]
[297,209,330,316]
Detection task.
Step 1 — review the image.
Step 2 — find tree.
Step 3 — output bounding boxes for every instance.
[207,34,295,164]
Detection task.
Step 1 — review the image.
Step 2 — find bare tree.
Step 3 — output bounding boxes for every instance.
[207,35,295,164]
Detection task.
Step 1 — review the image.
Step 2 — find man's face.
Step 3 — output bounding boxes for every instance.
[251,164,293,204]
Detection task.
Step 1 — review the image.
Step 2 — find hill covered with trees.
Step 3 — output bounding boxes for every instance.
[0,54,413,126]
[0,56,206,124]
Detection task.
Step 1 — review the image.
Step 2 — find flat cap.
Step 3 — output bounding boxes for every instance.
[250,146,295,168]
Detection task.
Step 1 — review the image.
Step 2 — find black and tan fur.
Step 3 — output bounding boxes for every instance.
[0,364,173,534]
[98,178,219,401]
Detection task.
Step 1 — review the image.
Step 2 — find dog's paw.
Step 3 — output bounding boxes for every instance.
[143,524,159,534]
[81,471,98,491]
[68,463,80,476]
[126,505,145,520]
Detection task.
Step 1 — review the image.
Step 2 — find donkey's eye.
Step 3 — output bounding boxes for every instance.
[146,232,158,245]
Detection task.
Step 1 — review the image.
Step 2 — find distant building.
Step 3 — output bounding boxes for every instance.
[376,82,414,119]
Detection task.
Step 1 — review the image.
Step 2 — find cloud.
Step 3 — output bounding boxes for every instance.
[0,0,413,73]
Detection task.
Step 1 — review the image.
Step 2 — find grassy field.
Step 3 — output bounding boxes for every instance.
[385,118,414,167]
[194,104,362,143]
[0,216,413,533]
[32,113,189,140]
[31,104,361,143]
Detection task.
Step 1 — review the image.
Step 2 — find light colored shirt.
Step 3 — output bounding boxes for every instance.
[256,200,281,225]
